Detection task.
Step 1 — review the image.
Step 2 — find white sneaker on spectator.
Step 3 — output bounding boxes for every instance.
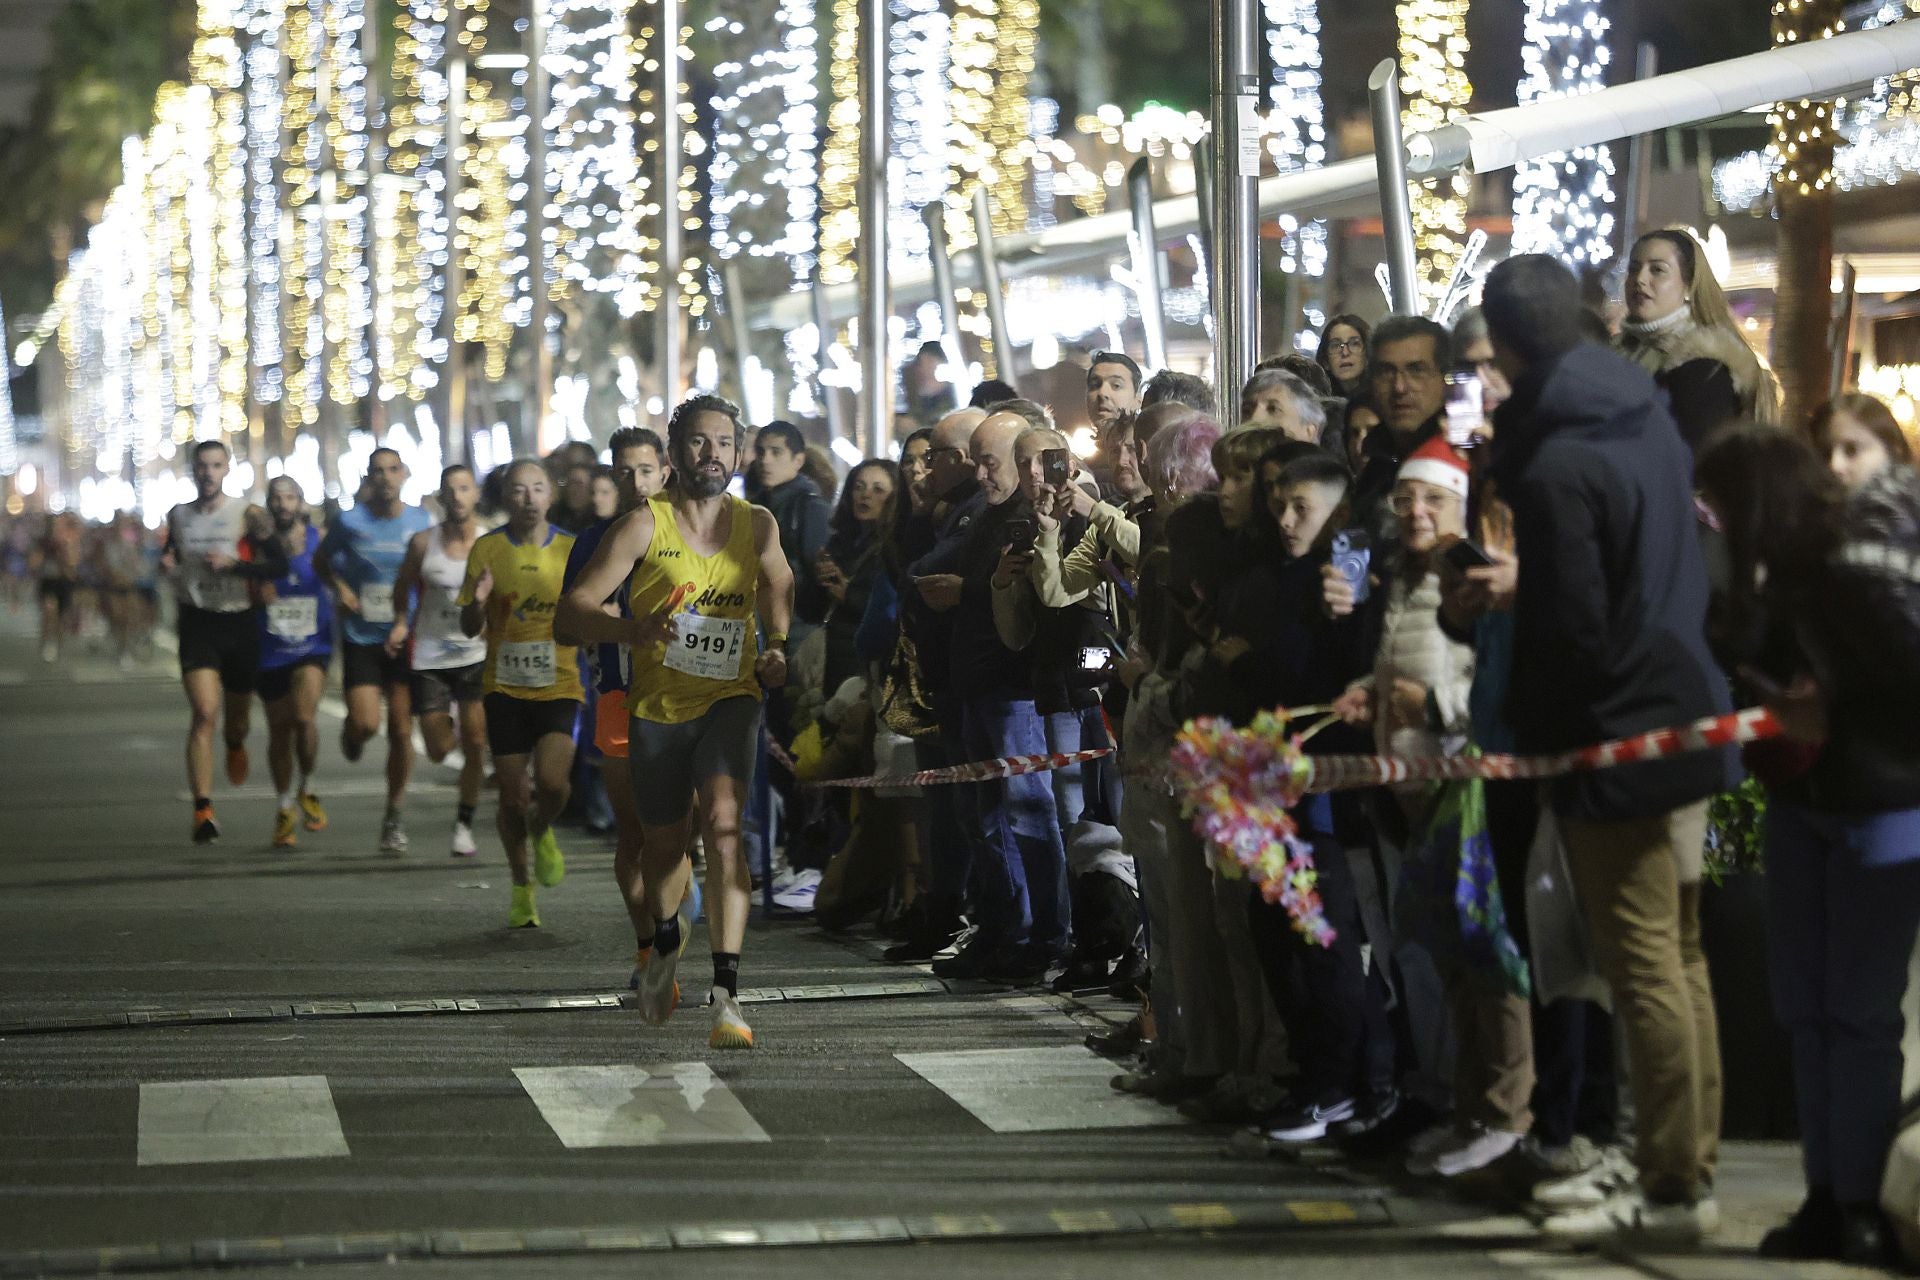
[1533,1144,1637,1208]
[1404,1121,1472,1176]
[771,868,821,913]
[1433,1125,1522,1177]
[1540,1188,1718,1245]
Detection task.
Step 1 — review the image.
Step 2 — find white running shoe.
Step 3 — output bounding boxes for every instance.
[708,986,754,1050]
[1433,1125,1523,1178]
[1540,1188,1718,1246]
[1533,1144,1637,1208]
[771,868,821,913]
[450,821,478,858]
[1404,1121,1473,1176]
[379,812,408,856]
[634,930,688,1025]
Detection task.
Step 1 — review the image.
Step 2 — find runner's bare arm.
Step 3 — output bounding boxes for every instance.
[753,506,794,639]
[224,505,288,580]
[313,519,359,613]
[387,529,429,653]
[558,505,656,646]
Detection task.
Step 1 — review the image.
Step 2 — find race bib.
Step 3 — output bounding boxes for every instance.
[358,583,396,624]
[496,639,558,689]
[663,613,748,681]
[265,596,319,640]
[423,595,463,635]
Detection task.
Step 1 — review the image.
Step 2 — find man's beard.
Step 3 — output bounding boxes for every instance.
[681,467,730,499]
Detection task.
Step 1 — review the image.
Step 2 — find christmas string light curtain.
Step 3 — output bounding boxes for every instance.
[1511,0,1617,268]
[706,0,821,295]
[1395,0,1472,307]
[1263,0,1328,282]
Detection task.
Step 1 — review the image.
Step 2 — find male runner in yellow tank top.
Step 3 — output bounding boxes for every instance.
[560,395,793,1049]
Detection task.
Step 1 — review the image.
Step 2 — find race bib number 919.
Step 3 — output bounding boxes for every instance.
[662,613,747,681]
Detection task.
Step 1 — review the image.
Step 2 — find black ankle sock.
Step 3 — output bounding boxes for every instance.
[653,913,682,958]
[713,952,741,997]
[193,795,211,811]
[456,803,476,826]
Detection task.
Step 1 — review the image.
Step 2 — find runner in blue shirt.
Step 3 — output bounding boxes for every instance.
[317,447,433,854]
[257,477,335,849]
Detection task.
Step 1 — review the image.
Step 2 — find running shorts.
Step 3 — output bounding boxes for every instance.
[178,605,259,694]
[258,654,330,704]
[342,641,410,691]
[413,661,486,718]
[483,691,580,757]
[627,695,762,826]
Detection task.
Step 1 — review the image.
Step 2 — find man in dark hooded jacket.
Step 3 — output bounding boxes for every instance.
[1474,254,1738,1247]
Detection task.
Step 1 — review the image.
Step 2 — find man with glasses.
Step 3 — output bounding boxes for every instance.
[1352,316,1452,532]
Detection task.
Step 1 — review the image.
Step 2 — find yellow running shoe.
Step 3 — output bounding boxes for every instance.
[298,791,328,832]
[533,826,566,887]
[509,883,540,928]
[272,808,298,848]
[708,988,754,1050]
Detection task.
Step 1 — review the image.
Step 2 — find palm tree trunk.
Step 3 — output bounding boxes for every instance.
[1770,0,1842,430]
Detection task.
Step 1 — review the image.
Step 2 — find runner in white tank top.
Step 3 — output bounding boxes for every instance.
[163,440,283,844]
[389,464,490,856]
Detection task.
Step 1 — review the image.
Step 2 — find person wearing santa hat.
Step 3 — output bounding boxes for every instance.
[1330,435,1538,1179]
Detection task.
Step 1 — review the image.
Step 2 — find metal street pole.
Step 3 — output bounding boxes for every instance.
[1619,43,1659,255]
[525,1,552,455]
[1126,158,1169,371]
[1210,0,1261,426]
[810,277,850,443]
[922,202,973,408]
[721,260,755,407]
[441,53,468,465]
[1368,59,1423,317]
[970,188,1013,384]
[659,0,684,412]
[857,0,891,458]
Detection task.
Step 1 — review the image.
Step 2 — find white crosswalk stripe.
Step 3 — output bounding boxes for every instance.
[513,1063,771,1149]
[895,1046,1185,1134]
[136,1074,351,1166]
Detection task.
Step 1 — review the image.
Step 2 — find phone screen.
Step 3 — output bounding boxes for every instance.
[1042,449,1071,489]
[1444,371,1483,449]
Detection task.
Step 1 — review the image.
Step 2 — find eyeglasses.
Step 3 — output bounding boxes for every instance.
[1389,489,1461,516]
[1329,338,1365,355]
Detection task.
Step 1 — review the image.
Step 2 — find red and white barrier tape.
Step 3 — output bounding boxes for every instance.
[1294,706,1782,795]
[809,746,1113,789]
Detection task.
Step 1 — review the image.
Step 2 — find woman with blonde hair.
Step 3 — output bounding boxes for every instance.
[1616,228,1779,452]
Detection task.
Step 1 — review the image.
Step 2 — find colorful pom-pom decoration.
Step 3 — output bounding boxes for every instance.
[1169,711,1335,948]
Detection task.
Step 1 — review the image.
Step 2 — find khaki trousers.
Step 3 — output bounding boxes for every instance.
[1446,973,1535,1135]
[1560,801,1721,1204]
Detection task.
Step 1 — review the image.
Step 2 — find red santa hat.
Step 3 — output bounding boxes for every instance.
[1395,435,1471,501]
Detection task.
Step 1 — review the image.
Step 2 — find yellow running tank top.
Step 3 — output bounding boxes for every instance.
[627,493,763,724]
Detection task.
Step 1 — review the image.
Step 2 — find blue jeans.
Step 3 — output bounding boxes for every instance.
[1043,710,1086,833]
[960,695,1071,954]
[1767,800,1920,1202]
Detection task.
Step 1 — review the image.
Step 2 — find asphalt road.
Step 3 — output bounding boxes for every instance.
[0,603,1873,1279]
